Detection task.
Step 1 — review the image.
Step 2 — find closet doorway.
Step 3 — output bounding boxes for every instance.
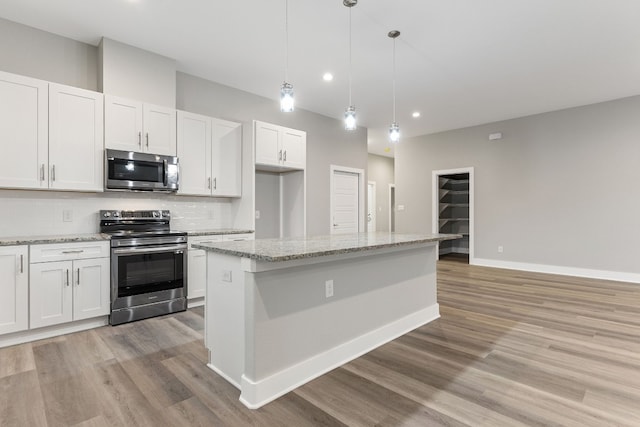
[432,167,474,263]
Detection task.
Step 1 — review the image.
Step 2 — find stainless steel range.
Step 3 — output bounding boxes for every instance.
[100,210,187,325]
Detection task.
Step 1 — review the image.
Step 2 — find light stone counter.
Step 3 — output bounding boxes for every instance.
[193,232,459,262]
[184,229,254,237]
[0,233,110,247]
[199,231,460,409]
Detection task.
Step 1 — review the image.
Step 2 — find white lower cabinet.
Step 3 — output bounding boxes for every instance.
[188,235,223,299]
[29,242,110,329]
[0,246,29,335]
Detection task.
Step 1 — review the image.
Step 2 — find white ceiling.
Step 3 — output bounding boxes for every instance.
[1,0,640,158]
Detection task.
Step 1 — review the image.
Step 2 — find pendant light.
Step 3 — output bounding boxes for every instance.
[344,0,357,130]
[388,30,400,143]
[280,0,294,112]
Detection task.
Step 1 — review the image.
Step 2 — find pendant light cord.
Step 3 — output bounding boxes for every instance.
[285,0,289,82]
[348,7,352,106]
[392,37,396,122]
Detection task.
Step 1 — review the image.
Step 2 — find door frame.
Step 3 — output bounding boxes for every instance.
[432,167,475,263]
[330,165,366,234]
[388,184,396,232]
[367,181,377,232]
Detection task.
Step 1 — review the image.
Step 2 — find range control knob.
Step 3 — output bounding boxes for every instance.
[103,212,111,218]
[153,211,160,218]
[162,211,169,217]
[113,211,120,218]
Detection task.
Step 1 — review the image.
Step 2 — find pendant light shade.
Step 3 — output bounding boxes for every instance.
[280,0,294,112]
[388,30,400,143]
[344,0,357,130]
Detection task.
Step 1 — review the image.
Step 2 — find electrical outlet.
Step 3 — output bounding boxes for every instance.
[255,210,261,219]
[397,205,405,211]
[498,245,504,253]
[325,280,334,298]
[221,270,232,282]
[63,209,73,222]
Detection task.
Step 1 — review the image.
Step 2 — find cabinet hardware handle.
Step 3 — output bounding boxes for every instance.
[208,177,211,189]
[62,250,84,254]
[283,151,287,162]
[163,159,168,186]
[40,164,45,181]
[138,131,142,148]
[278,150,282,161]
[76,268,80,286]
[51,165,56,181]
[20,254,24,273]
[66,269,70,287]
[146,132,149,148]
[213,178,217,190]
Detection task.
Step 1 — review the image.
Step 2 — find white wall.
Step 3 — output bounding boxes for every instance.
[367,154,394,232]
[395,95,640,279]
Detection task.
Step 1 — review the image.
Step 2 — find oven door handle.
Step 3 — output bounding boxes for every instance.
[112,244,186,255]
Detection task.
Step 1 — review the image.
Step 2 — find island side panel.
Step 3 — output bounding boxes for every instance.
[205,252,246,388]
[240,243,439,408]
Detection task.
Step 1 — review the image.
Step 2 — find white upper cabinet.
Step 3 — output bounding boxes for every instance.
[177,111,211,196]
[211,118,242,197]
[254,120,306,171]
[177,111,242,197]
[0,71,48,189]
[0,246,29,335]
[49,83,104,192]
[105,95,176,156]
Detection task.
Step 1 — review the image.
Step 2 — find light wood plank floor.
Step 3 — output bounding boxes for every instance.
[2,257,640,426]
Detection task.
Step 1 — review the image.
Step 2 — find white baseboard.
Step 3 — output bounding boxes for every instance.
[473,258,640,284]
[207,363,241,389]
[0,317,109,349]
[237,304,440,409]
[188,297,205,308]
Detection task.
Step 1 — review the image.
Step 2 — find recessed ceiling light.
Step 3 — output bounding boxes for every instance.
[323,72,334,82]
[412,111,421,118]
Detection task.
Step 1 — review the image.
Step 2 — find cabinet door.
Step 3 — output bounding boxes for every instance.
[143,103,177,156]
[30,261,73,329]
[0,246,28,335]
[255,121,281,166]
[49,84,104,192]
[73,258,110,321]
[188,236,223,299]
[281,128,306,170]
[104,95,143,152]
[212,118,242,197]
[177,111,212,196]
[0,71,48,189]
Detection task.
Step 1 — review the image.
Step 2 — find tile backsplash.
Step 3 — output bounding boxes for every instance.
[0,189,235,236]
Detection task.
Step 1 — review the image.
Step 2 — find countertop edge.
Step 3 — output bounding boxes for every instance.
[185,229,255,236]
[0,234,111,246]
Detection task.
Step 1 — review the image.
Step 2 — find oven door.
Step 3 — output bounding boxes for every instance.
[111,243,187,310]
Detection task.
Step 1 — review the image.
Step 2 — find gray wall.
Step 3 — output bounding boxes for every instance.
[367,154,394,232]
[0,18,98,90]
[395,95,640,275]
[177,72,368,236]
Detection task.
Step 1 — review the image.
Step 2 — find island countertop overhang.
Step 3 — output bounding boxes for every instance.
[193,232,461,262]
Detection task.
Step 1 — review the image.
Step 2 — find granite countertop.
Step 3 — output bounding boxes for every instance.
[193,232,461,262]
[0,233,111,246]
[183,229,254,237]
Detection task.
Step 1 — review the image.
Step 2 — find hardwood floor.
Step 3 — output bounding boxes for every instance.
[2,258,640,426]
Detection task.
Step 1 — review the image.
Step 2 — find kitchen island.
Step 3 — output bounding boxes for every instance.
[194,232,460,409]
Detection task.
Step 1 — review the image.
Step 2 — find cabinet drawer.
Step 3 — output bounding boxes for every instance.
[30,241,110,263]
[188,235,223,250]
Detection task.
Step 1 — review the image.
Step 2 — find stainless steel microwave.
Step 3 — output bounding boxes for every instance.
[105,149,179,192]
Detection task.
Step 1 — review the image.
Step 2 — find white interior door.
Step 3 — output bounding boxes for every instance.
[367,181,376,232]
[331,170,360,234]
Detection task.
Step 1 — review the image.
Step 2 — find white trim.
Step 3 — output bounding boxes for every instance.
[0,317,109,349]
[237,304,440,409]
[473,258,640,284]
[432,167,474,262]
[388,183,396,232]
[207,363,242,389]
[187,297,205,308]
[367,180,377,232]
[329,165,366,234]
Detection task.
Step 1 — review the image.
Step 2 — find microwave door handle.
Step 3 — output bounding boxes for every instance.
[163,159,168,186]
